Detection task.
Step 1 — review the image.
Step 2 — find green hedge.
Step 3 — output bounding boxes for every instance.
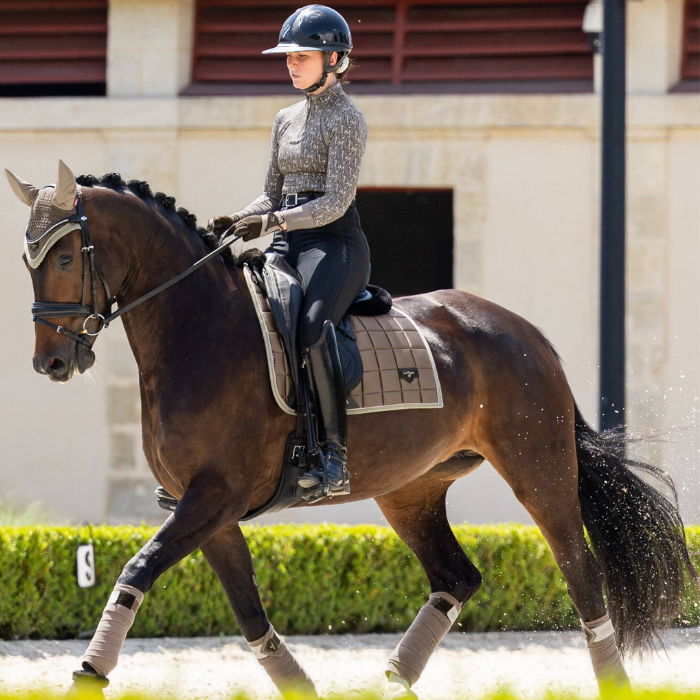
[0,524,698,640]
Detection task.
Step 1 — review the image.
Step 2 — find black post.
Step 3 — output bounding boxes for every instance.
[599,0,627,432]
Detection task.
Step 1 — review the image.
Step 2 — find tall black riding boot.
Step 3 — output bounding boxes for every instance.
[298,320,350,498]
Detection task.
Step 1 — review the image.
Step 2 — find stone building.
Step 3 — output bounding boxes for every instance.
[0,0,698,526]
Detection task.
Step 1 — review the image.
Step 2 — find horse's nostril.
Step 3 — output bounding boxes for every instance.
[47,357,67,374]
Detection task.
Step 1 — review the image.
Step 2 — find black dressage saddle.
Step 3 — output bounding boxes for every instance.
[253,251,392,410]
[155,251,392,520]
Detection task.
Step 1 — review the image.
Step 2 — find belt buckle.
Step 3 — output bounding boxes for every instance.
[287,193,298,207]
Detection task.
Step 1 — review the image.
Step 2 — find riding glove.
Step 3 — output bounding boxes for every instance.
[208,213,243,241]
[233,212,286,241]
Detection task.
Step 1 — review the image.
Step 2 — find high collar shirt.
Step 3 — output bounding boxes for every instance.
[238,82,368,230]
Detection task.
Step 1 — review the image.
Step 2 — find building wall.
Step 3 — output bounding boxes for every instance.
[0,0,698,526]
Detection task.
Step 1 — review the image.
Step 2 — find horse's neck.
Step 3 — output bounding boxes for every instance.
[109,205,254,389]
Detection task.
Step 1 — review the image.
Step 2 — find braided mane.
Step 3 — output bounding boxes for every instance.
[75,172,261,267]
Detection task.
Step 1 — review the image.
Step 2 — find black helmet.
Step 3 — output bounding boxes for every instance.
[263,5,353,93]
[263,5,352,56]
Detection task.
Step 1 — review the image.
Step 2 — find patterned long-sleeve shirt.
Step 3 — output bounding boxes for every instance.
[237,81,367,230]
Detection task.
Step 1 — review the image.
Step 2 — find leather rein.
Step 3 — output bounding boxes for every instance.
[30,192,241,347]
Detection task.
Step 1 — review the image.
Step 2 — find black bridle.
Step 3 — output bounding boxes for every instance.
[30,192,241,347]
[31,195,113,346]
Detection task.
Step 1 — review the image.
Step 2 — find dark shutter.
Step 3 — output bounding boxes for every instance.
[681,0,700,83]
[190,0,593,92]
[400,1,592,83]
[0,0,107,95]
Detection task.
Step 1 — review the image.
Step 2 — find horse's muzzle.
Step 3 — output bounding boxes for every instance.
[33,343,95,382]
[34,352,74,382]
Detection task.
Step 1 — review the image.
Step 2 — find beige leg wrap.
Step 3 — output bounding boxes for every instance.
[581,614,630,689]
[248,625,317,698]
[386,592,462,687]
[82,583,144,677]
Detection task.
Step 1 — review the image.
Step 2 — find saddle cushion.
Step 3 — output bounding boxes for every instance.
[244,266,443,415]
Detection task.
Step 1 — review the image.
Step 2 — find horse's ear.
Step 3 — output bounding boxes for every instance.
[52,159,77,211]
[5,168,40,207]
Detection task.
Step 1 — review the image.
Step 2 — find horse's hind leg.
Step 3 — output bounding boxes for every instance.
[375,477,482,697]
[482,432,630,691]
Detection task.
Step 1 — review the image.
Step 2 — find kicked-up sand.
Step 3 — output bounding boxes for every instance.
[0,628,698,698]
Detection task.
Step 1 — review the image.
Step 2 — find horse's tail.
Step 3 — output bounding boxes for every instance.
[574,402,697,655]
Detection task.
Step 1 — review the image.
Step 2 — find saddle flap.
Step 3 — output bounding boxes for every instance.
[251,255,363,406]
[336,313,362,392]
[256,253,305,402]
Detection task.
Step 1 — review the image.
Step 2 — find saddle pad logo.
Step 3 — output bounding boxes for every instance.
[399,368,419,383]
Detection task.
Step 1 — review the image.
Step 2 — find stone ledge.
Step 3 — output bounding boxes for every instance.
[0,95,698,132]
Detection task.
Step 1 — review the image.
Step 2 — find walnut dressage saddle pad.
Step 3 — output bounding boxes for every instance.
[243,265,443,415]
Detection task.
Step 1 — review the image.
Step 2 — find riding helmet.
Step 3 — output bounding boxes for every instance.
[263,5,353,93]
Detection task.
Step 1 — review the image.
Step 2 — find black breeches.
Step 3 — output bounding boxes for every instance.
[266,204,371,349]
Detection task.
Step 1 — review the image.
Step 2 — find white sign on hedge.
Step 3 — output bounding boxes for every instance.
[76,543,96,588]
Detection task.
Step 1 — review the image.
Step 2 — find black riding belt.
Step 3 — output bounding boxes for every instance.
[279,191,324,208]
[279,192,356,210]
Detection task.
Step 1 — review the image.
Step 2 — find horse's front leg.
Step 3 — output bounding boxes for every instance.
[201,522,317,698]
[67,471,242,695]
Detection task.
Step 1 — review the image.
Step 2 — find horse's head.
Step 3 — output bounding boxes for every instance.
[6,160,105,382]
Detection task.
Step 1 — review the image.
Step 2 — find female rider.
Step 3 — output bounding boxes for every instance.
[209,5,370,502]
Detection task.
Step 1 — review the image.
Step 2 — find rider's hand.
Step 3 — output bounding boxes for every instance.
[233,212,286,242]
[207,214,242,239]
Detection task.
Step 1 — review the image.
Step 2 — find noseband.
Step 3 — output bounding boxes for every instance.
[29,192,241,348]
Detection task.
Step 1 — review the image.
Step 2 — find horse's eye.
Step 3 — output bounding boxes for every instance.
[59,254,73,266]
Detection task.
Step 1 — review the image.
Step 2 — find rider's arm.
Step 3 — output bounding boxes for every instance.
[232,112,284,219]
[281,108,367,231]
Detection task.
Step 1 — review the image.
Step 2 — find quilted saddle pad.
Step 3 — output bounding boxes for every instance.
[243,266,443,416]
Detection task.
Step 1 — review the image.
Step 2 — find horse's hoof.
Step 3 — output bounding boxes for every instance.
[65,669,109,699]
[383,679,419,700]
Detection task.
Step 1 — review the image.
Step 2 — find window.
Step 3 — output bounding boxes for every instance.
[0,0,107,97]
[187,0,593,94]
[679,0,699,90]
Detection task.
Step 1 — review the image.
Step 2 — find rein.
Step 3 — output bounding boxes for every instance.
[30,192,241,347]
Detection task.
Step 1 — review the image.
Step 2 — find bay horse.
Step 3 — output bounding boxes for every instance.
[6,162,696,699]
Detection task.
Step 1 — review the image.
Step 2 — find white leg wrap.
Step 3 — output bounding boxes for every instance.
[581,614,630,688]
[248,625,317,698]
[82,583,144,677]
[386,592,462,687]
